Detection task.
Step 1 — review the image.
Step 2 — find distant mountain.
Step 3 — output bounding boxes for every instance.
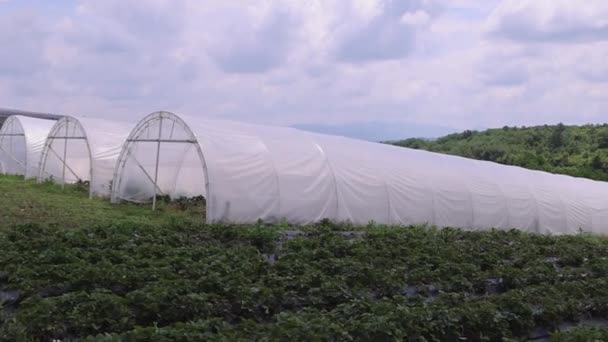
[392,123,608,182]
[292,121,457,142]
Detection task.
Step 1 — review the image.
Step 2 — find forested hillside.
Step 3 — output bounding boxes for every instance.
[392,123,608,181]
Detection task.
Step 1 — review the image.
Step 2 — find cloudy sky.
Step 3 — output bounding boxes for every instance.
[1,0,607,140]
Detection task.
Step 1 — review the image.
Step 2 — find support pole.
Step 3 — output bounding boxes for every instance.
[152,117,163,211]
[62,122,68,189]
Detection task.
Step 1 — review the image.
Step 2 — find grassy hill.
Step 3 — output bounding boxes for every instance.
[392,123,608,181]
[1,175,608,340]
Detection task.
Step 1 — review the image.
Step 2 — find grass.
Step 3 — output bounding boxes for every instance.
[1,174,608,340]
[0,175,202,229]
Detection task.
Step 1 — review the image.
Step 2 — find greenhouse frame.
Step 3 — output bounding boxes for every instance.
[38,116,134,197]
[111,111,608,234]
[0,115,56,179]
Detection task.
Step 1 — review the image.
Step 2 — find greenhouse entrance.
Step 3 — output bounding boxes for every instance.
[39,117,92,192]
[111,111,208,214]
[0,115,55,179]
[39,116,133,198]
[0,118,27,176]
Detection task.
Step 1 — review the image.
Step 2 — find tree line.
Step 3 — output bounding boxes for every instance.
[392,123,608,181]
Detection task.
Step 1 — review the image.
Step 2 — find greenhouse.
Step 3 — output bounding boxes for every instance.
[38,116,134,197]
[0,115,56,178]
[111,111,608,234]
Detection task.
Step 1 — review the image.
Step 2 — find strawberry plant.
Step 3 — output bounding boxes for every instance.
[1,222,608,340]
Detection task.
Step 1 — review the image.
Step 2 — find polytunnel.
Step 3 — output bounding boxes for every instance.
[111,111,608,234]
[38,116,134,197]
[0,115,56,178]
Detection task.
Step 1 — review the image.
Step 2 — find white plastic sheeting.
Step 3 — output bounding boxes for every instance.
[38,116,133,197]
[112,111,608,234]
[0,115,56,178]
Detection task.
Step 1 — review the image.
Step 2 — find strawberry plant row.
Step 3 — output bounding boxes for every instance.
[1,222,608,340]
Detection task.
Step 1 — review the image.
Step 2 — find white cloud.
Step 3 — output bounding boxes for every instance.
[0,0,607,138]
[401,10,430,27]
[331,0,440,63]
[487,0,608,43]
